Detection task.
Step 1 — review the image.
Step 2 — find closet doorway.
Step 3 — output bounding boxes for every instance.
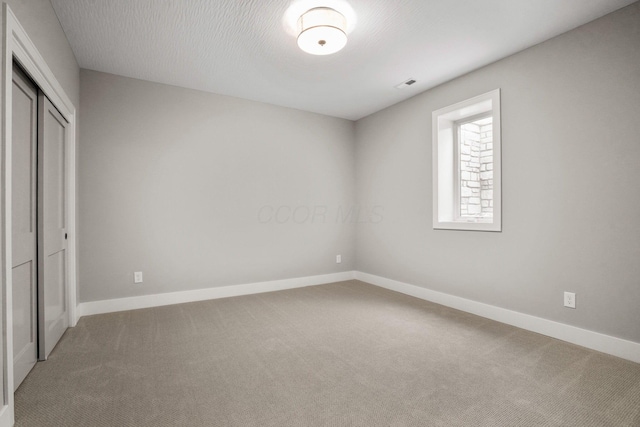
[11,62,69,390]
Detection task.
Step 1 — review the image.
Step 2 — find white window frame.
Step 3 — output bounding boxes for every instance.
[432,89,501,232]
[453,112,492,222]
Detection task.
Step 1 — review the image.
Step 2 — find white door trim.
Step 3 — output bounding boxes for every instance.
[1,4,77,425]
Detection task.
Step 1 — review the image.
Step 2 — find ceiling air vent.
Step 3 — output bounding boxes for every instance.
[395,78,417,89]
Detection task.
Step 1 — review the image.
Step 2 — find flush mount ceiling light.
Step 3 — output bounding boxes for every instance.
[297,7,347,55]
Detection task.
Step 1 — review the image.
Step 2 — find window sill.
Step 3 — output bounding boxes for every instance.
[434,221,501,232]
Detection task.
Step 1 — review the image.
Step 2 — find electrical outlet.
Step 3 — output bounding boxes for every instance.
[336,254,342,264]
[134,271,143,284]
[564,292,576,309]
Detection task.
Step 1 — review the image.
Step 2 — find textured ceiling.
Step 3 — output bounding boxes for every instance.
[51,0,635,120]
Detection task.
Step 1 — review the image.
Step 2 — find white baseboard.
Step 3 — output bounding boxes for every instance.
[0,404,13,427]
[75,269,639,364]
[77,271,356,320]
[355,271,640,364]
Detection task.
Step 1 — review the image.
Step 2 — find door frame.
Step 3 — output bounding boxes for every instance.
[0,4,77,426]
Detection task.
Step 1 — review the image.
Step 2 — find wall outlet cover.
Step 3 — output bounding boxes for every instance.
[564,291,576,309]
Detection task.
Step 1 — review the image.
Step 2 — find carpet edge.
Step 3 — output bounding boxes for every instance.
[76,271,357,319]
[356,271,640,364]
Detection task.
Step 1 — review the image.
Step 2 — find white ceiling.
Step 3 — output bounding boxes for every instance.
[51,0,635,120]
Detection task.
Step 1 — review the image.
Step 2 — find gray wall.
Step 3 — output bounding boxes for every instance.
[355,3,640,343]
[79,70,355,302]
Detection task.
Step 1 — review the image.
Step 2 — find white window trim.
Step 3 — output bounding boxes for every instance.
[432,89,501,232]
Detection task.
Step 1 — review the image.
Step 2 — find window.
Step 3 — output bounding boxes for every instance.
[432,89,501,231]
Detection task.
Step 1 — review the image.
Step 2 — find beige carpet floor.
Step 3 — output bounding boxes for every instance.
[14,280,640,426]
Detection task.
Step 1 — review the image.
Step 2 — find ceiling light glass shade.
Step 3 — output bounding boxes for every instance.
[297,7,347,55]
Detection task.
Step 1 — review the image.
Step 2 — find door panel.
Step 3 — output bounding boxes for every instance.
[45,251,66,319]
[12,65,38,389]
[12,262,35,356]
[38,94,69,360]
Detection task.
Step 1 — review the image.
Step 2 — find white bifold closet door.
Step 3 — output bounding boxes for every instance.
[37,90,69,361]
